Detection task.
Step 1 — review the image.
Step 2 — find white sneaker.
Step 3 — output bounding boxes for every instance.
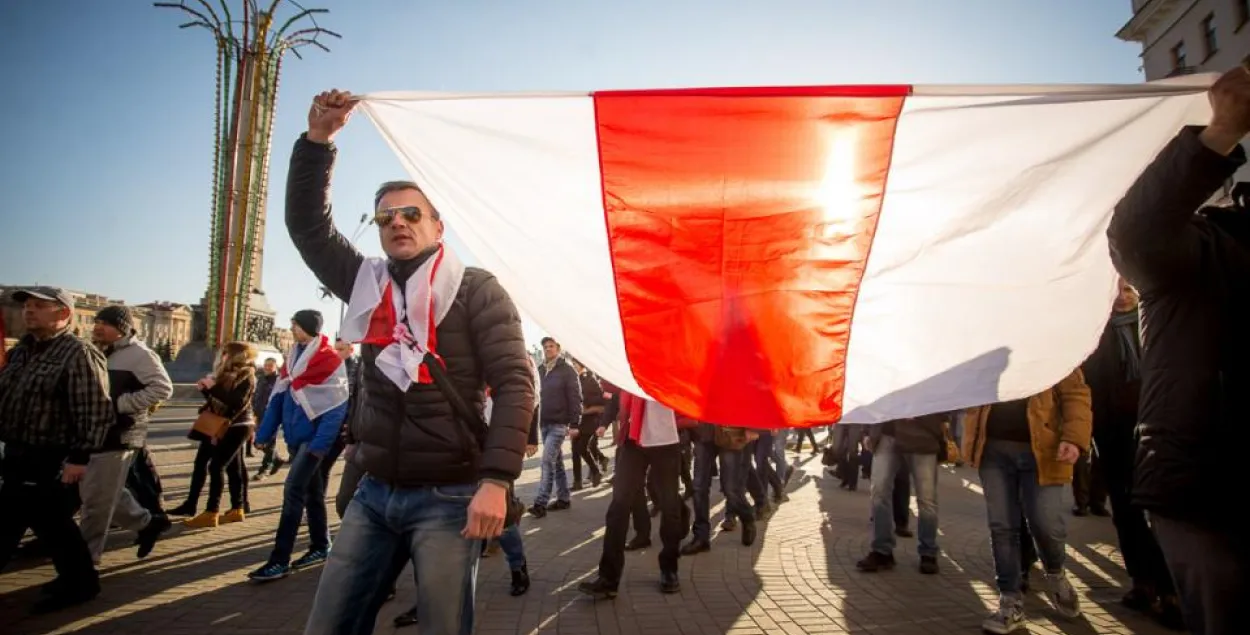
[981,594,1025,634]
[1044,570,1082,617]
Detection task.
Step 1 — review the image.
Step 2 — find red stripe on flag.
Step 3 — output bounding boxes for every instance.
[596,85,912,98]
[291,336,344,391]
[594,90,905,428]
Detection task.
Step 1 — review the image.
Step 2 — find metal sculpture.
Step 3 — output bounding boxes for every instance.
[156,0,338,348]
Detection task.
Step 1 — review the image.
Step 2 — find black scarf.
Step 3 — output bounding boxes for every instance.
[1109,310,1141,383]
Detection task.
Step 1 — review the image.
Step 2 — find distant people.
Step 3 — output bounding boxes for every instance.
[252,357,286,481]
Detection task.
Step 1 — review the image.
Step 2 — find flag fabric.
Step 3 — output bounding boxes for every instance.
[357,76,1215,428]
[271,333,350,421]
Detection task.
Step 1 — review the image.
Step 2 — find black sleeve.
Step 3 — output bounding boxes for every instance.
[562,365,582,427]
[600,392,621,429]
[1108,126,1246,292]
[285,134,365,301]
[466,272,536,483]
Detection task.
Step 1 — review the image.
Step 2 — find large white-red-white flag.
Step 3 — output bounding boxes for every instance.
[357,76,1215,428]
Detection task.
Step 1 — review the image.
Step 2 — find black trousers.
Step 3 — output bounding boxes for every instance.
[1072,451,1107,510]
[1094,423,1173,594]
[127,446,165,514]
[0,445,98,590]
[571,417,602,484]
[186,427,250,512]
[1152,514,1245,635]
[599,441,683,585]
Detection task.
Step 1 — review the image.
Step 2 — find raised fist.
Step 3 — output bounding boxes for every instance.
[307,89,357,144]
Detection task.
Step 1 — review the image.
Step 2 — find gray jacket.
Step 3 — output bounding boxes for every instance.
[104,336,173,450]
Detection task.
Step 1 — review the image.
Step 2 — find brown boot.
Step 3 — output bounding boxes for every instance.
[184,511,219,529]
[221,508,246,524]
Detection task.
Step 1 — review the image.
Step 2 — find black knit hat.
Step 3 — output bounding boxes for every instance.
[291,309,323,336]
[94,305,134,336]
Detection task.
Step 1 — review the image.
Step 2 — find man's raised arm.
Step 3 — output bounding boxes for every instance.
[285,90,365,301]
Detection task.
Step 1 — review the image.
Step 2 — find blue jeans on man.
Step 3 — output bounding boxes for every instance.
[690,441,754,543]
[534,423,570,508]
[978,439,1067,596]
[304,475,481,635]
[869,436,939,559]
[270,444,329,566]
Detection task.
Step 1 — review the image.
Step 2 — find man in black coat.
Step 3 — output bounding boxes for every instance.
[286,89,535,635]
[1107,66,1250,635]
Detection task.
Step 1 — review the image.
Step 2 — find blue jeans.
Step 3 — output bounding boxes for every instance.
[690,441,754,542]
[979,439,1067,597]
[534,424,570,506]
[304,476,480,635]
[270,444,329,566]
[496,522,526,572]
[870,435,939,557]
[772,429,790,474]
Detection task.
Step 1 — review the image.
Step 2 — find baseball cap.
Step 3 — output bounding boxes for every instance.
[10,286,76,310]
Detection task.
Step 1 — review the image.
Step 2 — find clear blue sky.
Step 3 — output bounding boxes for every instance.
[0,0,1142,346]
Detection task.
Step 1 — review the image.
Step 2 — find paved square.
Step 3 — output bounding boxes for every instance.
[0,441,1172,634]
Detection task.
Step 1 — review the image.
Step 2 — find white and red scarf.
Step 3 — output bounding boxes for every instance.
[339,243,466,392]
[270,333,350,420]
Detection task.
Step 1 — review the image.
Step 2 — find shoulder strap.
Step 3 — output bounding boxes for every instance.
[423,352,485,462]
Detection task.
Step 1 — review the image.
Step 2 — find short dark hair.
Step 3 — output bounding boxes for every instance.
[374,180,441,220]
[541,337,558,347]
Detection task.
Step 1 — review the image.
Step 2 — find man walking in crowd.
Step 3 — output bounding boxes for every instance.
[681,420,758,555]
[855,415,945,575]
[249,309,350,582]
[252,356,286,481]
[529,337,580,517]
[0,287,114,613]
[580,391,685,597]
[569,357,604,490]
[287,89,534,635]
[79,305,174,564]
[1107,64,1250,635]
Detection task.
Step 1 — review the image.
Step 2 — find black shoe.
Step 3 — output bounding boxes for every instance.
[269,458,285,476]
[168,502,197,517]
[680,539,711,555]
[136,514,172,558]
[919,555,939,575]
[1121,586,1154,612]
[578,577,618,599]
[895,526,914,538]
[741,521,757,547]
[624,537,652,551]
[510,566,531,596]
[755,504,774,521]
[32,582,100,614]
[720,517,737,532]
[1072,505,1089,517]
[660,570,680,594]
[393,605,418,627]
[1155,595,1186,631]
[590,472,602,488]
[856,551,896,572]
[528,504,547,518]
[547,500,571,511]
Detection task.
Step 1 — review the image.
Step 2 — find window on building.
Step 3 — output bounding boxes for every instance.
[1203,14,1219,57]
[1172,41,1188,71]
[1237,0,1250,29]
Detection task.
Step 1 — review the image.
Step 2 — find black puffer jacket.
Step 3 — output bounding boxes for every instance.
[286,134,535,486]
[539,357,581,427]
[1108,126,1250,526]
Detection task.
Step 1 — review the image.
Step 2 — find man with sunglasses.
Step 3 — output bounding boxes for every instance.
[286,89,535,635]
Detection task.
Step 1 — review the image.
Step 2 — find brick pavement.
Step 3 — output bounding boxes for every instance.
[0,441,1173,635]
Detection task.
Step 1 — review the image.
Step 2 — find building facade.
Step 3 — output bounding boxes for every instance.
[1117,0,1250,79]
[2,287,193,359]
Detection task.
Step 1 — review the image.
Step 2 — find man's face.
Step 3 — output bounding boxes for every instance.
[92,321,123,346]
[1114,279,1139,311]
[542,341,560,361]
[263,359,277,375]
[334,340,353,360]
[22,298,69,333]
[376,188,444,260]
[291,322,311,343]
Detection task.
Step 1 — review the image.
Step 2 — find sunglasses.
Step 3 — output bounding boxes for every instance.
[373,205,428,227]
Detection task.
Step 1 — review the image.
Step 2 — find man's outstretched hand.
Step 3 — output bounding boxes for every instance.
[1201,62,1250,155]
[307,89,357,144]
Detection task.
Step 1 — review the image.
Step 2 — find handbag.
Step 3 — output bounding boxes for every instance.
[422,353,526,528]
[189,383,254,443]
[938,420,962,466]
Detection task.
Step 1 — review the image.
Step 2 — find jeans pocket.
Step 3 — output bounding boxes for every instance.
[430,483,478,503]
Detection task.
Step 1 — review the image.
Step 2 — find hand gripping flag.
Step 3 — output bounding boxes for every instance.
[356,75,1216,428]
[271,333,350,420]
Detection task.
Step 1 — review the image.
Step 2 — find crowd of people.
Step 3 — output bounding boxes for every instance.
[3,67,1250,635]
